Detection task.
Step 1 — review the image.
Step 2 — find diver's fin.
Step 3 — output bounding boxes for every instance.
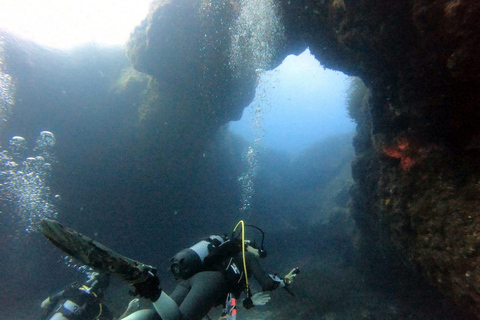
[40,219,157,286]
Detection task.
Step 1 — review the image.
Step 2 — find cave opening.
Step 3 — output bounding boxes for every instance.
[229,48,355,154]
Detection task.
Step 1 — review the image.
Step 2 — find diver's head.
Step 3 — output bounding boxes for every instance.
[85,272,110,295]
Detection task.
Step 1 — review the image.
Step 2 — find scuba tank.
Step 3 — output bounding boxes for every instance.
[169,235,241,280]
[49,300,83,320]
[169,222,267,280]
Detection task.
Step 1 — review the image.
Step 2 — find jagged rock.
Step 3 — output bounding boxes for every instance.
[275,0,480,315]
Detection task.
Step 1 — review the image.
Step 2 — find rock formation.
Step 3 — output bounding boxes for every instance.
[279,0,480,315]
[127,0,480,315]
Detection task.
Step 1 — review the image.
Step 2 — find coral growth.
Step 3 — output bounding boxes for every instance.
[382,138,416,170]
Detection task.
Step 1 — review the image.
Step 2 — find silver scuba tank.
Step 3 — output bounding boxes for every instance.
[49,300,81,320]
[169,235,227,279]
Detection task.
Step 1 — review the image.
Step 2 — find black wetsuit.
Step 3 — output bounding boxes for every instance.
[227,251,280,296]
[126,251,279,320]
[41,283,114,320]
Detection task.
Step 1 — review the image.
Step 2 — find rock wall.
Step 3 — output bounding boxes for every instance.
[278,0,480,315]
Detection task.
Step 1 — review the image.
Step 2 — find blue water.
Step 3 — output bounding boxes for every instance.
[229,49,355,154]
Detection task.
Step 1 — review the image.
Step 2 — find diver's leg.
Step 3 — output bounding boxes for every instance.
[177,271,227,320]
[152,272,226,320]
[148,279,190,320]
[169,280,191,305]
[121,309,161,320]
[151,272,226,320]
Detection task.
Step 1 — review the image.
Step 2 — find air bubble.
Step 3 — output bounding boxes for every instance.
[0,35,16,133]
[229,0,284,78]
[238,145,260,219]
[36,131,56,148]
[9,136,27,162]
[0,132,58,233]
[43,162,52,174]
[34,131,57,163]
[10,135,26,146]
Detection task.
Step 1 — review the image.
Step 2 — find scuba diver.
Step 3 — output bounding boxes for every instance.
[121,221,299,320]
[40,219,299,320]
[40,272,140,320]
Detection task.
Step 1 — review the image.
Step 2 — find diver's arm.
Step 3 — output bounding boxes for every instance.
[245,252,280,291]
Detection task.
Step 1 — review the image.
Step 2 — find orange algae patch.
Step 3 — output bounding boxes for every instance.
[382,138,416,170]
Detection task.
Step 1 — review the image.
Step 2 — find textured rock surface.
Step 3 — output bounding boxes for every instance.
[128,0,255,123]
[277,0,480,315]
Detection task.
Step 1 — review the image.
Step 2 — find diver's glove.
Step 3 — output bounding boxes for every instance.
[40,297,52,309]
[269,274,286,288]
[130,270,162,302]
[269,267,300,288]
[40,296,58,320]
[283,267,300,286]
[251,292,271,306]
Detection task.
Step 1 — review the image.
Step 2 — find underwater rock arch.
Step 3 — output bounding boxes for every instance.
[127,0,480,316]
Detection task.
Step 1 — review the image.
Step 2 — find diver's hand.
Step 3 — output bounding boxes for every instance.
[251,292,271,306]
[130,271,161,302]
[127,298,140,311]
[283,267,300,286]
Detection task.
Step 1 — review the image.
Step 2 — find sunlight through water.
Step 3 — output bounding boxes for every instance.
[0,0,152,49]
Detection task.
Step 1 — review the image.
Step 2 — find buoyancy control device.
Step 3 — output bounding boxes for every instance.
[169,235,242,280]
